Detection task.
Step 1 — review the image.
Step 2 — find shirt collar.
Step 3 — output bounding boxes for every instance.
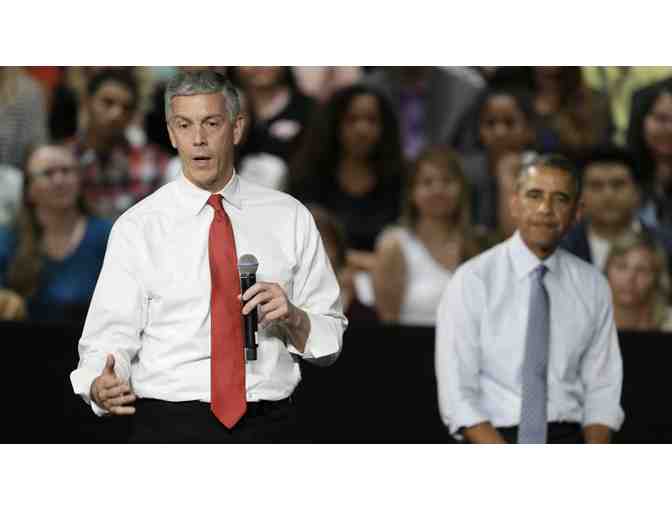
[507,230,560,281]
[177,169,243,216]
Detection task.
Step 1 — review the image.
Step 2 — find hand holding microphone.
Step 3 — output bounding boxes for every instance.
[239,254,306,358]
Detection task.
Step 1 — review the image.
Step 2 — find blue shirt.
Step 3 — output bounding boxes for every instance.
[435,231,625,437]
[0,217,112,322]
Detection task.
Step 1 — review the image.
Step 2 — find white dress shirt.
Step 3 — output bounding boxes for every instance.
[71,171,347,414]
[435,231,625,437]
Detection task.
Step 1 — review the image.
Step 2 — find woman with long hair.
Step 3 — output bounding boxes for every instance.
[291,84,405,256]
[627,83,672,230]
[372,146,484,326]
[0,144,111,322]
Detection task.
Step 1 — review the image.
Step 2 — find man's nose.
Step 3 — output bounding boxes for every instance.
[193,125,207,145]
[538,195,553,214]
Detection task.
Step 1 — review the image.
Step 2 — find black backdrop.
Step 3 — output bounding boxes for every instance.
[2,321,669,443]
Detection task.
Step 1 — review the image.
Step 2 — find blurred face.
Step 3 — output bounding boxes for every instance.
[87,80,136,140]
[582,163,639,228]
[608,246,658,308]
[413,161,462,221]
[167,93,244,192]
[495,152,523,236]
[510,165,578,259]
[479,95,531,156]
[340,94,382,160]
[27,146,81,210]
[644,92,672,159]
[237,67,286,90]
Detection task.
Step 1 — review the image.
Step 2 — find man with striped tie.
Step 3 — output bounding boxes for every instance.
[435,154,624,444]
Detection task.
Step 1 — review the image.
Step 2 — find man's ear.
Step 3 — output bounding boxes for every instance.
[232,114,246,146]
[571,196,584,226]
[509,191,520,223]
[167,123,177,149]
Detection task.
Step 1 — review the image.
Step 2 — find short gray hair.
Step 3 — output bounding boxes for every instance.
[164,70,241,122]
[516,153,581,198]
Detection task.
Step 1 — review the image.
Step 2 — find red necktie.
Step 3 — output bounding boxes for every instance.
[207,194,246,428]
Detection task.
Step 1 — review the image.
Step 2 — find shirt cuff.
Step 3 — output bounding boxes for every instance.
[70,365,110,417]
[583,406,625,432]
[446,402,490,437]
[286,311,344,361]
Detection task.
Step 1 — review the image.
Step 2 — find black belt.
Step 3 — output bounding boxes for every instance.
[136,397,293,418]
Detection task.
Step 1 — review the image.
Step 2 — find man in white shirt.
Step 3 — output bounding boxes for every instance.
[436,154,624,444]
[70,70,347,443]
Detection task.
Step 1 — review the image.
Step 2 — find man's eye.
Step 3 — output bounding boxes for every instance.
[208,121,220,128]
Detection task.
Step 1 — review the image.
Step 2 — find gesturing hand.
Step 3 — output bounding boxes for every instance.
[90,354,137,416]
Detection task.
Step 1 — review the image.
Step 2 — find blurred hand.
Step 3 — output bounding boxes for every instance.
[0,288,27,321]
[90,354,136,416]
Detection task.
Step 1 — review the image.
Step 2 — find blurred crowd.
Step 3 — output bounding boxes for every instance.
[1,66,671,334]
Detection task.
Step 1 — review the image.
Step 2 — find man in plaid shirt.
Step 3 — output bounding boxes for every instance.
[72,69,170,220]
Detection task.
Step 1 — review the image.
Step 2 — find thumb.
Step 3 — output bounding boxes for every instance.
[102,354,116,375]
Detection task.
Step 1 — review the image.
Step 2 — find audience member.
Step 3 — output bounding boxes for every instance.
[460,88,536,229]
[0,144,111,322]
[627,82,672,231]
[583,66,672,147]
[363,67,484,159]
[561,146,672,272]
[230,67,316,170]
[606,233,672,332]
[532,67,612,158]
[307,204,379,324]
[71,69,170,219]
[291,84,405,259]
[373,146,484,326]
[0,67,49,168]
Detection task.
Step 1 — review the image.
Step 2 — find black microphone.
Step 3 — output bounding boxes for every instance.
[238,254,259,362]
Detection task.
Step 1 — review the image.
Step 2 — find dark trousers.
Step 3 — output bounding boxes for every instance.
[128,398,298,444]
[497,422,584,444]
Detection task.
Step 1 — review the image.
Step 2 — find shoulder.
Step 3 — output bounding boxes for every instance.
[557,247,611,297]
[457,239,508,280]
[0,225,17,251]
[238,176,305,212]
[110,181,178,239]
[376,225,407,253]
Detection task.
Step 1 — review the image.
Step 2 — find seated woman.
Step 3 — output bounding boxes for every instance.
[0,144,112,322]
[606,232,672,332]
[372,146,485,327]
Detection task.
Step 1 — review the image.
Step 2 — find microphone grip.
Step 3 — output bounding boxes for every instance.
[240,274,258,361]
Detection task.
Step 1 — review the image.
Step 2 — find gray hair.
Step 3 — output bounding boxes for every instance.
[164,70,241,122]
[516,152,582,198]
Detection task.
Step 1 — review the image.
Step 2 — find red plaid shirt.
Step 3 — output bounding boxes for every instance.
[72,135,171,220]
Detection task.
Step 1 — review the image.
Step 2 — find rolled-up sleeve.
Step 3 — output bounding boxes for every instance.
[69,218,147,415]
[580,276,625,431]
[286,203,347,365]
[435,266,489,436]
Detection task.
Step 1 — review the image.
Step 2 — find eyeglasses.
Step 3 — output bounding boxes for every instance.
[30,166,79,181]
